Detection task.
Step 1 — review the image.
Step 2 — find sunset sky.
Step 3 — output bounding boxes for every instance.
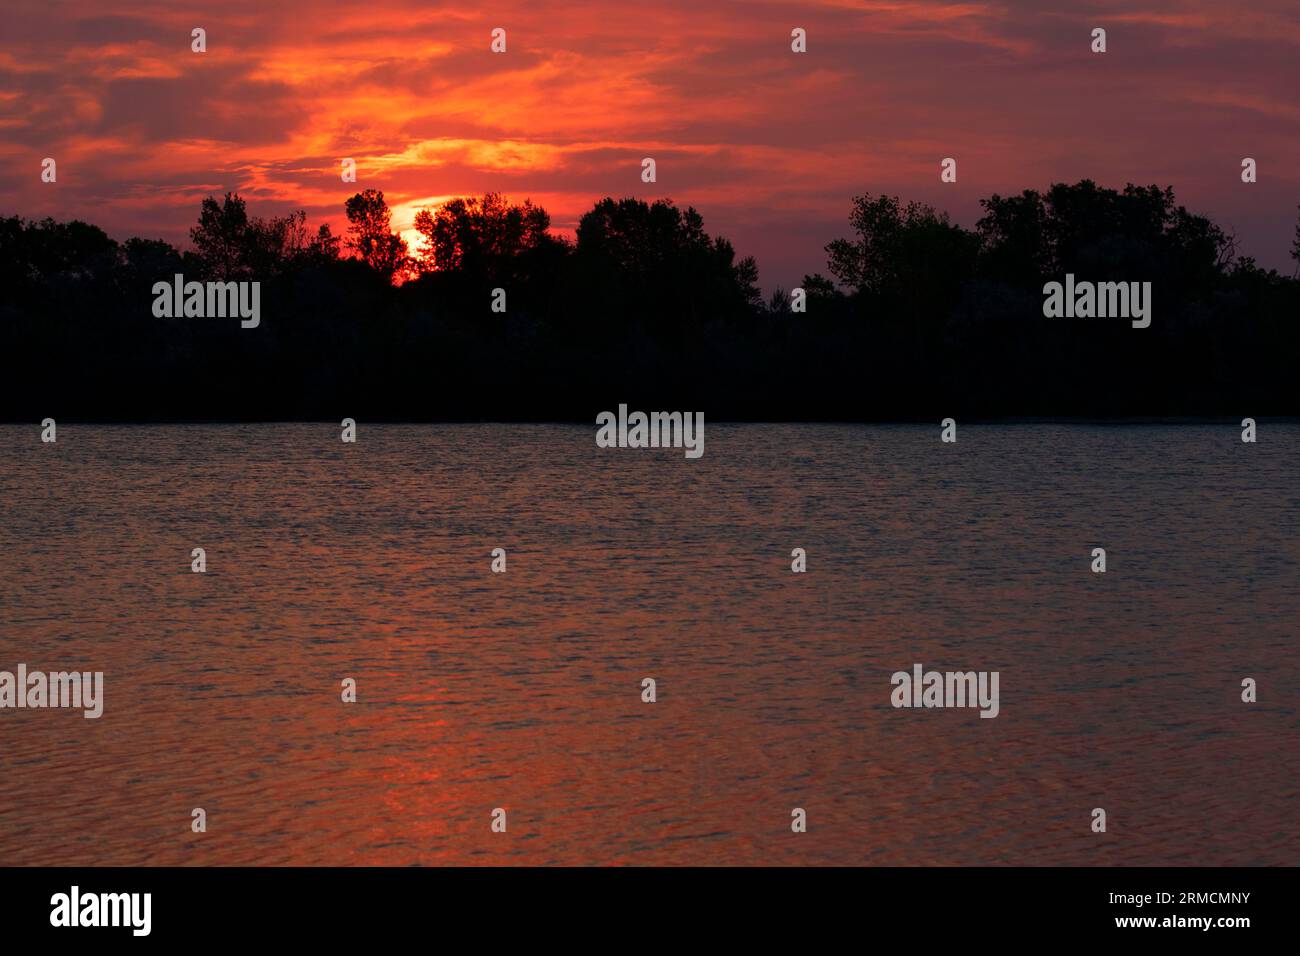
[3,0,1298,289]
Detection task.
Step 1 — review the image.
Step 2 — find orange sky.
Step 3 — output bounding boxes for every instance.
[2,0,1298,287]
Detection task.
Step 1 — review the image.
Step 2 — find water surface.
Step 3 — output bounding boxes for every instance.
[1,424,1296,865]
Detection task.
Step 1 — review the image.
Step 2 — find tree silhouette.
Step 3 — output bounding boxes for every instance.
[1292,204,1300,277]
[307,223,342,264]
[977,182,1232,281]
[826,194,978,298]
[575,197,760,326]
[413,193,556,277]
[190,194,343,279]
[344,189,409,280]
[2,180,1298,421]
[190,193,253,279]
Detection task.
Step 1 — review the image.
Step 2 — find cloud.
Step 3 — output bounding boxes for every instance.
[1,0,1297,286]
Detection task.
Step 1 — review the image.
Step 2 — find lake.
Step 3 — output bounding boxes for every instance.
[0,423,1296,865]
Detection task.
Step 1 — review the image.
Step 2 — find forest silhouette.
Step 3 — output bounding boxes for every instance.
[2,182,1298,421]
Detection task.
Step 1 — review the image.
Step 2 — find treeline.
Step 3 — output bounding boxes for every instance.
[2,182,1298,420]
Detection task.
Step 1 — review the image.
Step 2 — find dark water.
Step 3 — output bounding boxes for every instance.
[0,423,1296,865]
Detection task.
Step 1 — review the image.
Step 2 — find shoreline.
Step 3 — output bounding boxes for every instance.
[2,416,1295,426]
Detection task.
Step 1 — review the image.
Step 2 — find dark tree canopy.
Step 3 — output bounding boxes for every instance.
[344,189,409,280]
[575,197,761,325]
[1291,204,1300,276]
[189,193,341,280]
[414,193,557,277]
[1,181,1297,421]
[977,181,1233,284]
